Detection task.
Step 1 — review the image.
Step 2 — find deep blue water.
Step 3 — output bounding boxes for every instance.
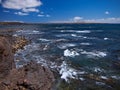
[1,23,120,90]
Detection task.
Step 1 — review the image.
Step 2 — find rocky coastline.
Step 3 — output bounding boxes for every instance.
[0,35,54,90]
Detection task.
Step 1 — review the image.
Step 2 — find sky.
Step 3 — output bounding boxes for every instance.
[0,0,120,23]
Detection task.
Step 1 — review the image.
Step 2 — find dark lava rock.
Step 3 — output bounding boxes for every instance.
[0,36,15,78]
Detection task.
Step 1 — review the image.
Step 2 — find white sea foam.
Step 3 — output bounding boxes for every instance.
[81,50,107,58]
[111,76,120,79]
[13,34,18,37]
[71,34,77,37]
[100,76,108,80]
[38,38,50,42]
[32,30,39,33]
[80,43,91,45]
[60,30,91,33]
[93,67,105,73]
[104,37,109,40]
[76,30,91,33]
[55,39,67,42]
[59,61,77,82]
[16,30,40,35]
[79,78,85,81]
[64,49,79,57]
[58,43,76,49]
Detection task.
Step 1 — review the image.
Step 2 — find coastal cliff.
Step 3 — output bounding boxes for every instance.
[0,36,54,90]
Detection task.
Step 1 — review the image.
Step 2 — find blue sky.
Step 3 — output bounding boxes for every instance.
[0,0,120,23]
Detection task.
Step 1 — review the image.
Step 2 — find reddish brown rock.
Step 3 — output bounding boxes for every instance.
[0,36,15,79]
[0,61,54,90]
[0,36,54,90]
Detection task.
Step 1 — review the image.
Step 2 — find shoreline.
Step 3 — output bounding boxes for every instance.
[0,34,54,90]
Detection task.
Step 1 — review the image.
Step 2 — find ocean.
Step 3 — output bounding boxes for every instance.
[1,23,120,90]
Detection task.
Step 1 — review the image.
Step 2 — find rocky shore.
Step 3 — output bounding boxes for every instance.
[0,36,54,90]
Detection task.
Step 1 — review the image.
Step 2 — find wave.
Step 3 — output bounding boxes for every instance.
[80,43,91,45]
[104,37,109,40]
[16,30,41,35]
[80,50,107,58]
[60,30,91,33]
[64,49,79,57]
[38,38,50,42]
[59,61,77,82]
[58,43,76,49]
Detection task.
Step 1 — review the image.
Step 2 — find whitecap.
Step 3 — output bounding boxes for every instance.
[38,38,50,42]
[59,61,77,82]
[111,76,120,79]
[93,67,105,72]
[60,30,91,33]
[58,43,76,49]
[80,43,91,45]
[13,34,18,37]
[32,30,39,33]
[100,76,108,80]
[76,30,91,33]
[81,50,107,58]
[104,37,109,40]
[64,49,79,57]
[79,78,85,81]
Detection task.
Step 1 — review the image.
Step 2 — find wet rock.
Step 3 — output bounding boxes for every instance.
[0,36,15,79]
[12,36,29,53]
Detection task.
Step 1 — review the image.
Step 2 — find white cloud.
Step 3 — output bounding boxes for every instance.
[38,14,44,17]
[38,14,51,17]
[105,11,109,15]
[22,8,39,13]
[46,14,50,17]
[15,12,28,16]
[73,16,83,22]
[2,0,42,10]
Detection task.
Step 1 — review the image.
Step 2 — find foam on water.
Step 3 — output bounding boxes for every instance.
[59,61,77,82]
[60,30,91,33]
[80,43,91,45]
[76,30,91,33]
[16,30,41,35]
[38,38,50,42]
[100,76,108,80]
[64,49,79,57]
[104,37,109,40]
[81,50,107,58]
[93,67,105,73]
[58,43,76,49]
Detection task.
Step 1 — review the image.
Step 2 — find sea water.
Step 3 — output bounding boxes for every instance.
[1,23,120,90]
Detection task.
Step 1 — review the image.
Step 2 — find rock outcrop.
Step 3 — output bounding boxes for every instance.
[0,62,54,90]
[0,36,54,90]
[0,36,15,78]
